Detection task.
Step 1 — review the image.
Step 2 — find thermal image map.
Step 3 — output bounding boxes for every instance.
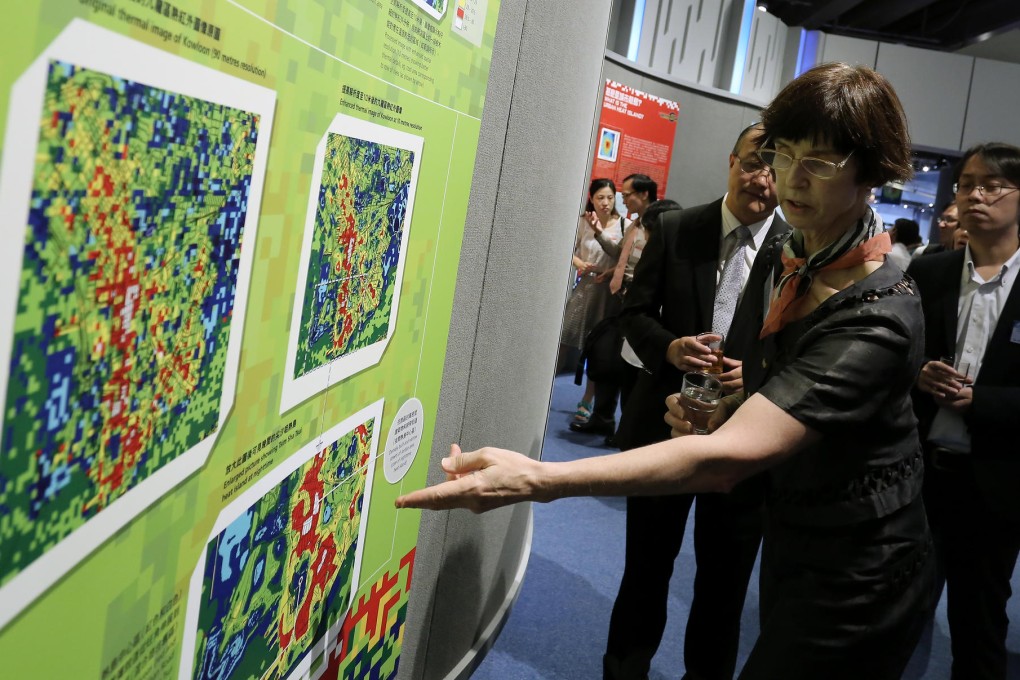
[293,134,414,379]
[191,422,374,680]
[0,59,260,587]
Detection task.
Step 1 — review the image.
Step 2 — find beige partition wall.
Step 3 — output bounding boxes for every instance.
[398,1,615,678]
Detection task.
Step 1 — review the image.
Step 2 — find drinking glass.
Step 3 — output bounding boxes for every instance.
[680,373,723,435]
[941,355,973,379]
[696,332,725,375]
[956,360,972,381]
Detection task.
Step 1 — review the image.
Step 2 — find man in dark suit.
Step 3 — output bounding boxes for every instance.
[603,124,787,680]
[909,142,1020,680]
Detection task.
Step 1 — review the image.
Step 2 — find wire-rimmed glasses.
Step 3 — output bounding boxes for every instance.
[952,182,1020,198]
[736,157,770,175]
[755,145,855,180]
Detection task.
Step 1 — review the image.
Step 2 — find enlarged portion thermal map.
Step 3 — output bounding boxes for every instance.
[192,422,374,680]
[293,134,414,379]
[0,60,260,586]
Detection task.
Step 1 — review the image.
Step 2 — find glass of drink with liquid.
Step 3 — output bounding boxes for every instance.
[696,332,725,375]
[680,372,723,435]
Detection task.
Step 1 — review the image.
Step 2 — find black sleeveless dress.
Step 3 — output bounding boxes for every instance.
[738,247,936,679]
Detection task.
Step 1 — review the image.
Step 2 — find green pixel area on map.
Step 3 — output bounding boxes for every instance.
[293,133,415,378]
[0,60,260,586]
[193,422,373,680]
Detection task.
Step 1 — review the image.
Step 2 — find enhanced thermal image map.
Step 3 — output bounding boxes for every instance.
[191,422,374,680]
[0,60,260,586]
[293,133,414,379]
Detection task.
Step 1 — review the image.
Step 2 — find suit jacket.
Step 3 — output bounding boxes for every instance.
[908,248,1020,517]
[615,198,789,449]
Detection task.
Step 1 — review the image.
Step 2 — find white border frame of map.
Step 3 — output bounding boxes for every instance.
[0,19,275,630]
[179,398,383,680]
[280,114,423,414]
[411,0,448,21]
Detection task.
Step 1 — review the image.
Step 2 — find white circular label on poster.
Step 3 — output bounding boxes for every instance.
[383,398,424,484]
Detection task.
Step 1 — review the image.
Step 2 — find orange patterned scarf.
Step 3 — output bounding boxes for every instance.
[760,210,891,338]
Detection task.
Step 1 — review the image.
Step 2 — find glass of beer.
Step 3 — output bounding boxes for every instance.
[696,332,725,374]
[680,372,723,435]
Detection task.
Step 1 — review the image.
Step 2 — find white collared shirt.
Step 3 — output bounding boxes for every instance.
[718,194,775,290]
[928,243,1020,452]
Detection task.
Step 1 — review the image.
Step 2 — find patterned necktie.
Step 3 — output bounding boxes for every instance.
[712,224,751,336]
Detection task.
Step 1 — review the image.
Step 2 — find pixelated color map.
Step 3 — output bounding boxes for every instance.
[0,60,259,586]
[191,421,374,680]
[293,134,414,379]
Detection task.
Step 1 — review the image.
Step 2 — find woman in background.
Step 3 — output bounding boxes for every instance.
[560,178,623,426]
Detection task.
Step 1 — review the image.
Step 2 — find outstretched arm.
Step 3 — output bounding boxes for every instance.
[395,393,817,513]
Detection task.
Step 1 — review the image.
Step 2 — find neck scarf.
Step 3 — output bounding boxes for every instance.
[759,207,890,338]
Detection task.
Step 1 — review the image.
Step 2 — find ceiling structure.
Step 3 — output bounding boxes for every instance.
[761,0,1020,54]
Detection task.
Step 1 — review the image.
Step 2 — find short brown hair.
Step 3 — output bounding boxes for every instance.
[760,63,912,188]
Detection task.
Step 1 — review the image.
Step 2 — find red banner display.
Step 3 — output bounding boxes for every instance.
[591,79,680,197]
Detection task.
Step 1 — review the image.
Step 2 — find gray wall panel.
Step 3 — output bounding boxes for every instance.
[820,33,878,68]
[638,0,743,88]
[739,9,787,103]
[962,58,1020,150]
[876,42,974,150]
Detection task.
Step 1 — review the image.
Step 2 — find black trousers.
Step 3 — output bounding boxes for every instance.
[926,453,1020,680]
[604,480,763,680]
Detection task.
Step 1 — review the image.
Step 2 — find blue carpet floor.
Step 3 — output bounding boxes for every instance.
[470,373,1020,679]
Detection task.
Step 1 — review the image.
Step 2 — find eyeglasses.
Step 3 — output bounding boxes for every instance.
[736,157,769,175]
[621,191,634,198]
[755,146,855,180]
[952,182,1019,198]
[936,216,959,226]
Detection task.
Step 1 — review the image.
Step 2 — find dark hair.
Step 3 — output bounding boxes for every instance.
[953,142,1020,187]
[939,200,956,214]
[641,199,681,234]
[622,173,658,202]
[732,122,766,156]
[760,63,912,188]
[893,218,920,245]
[586,177,619,216]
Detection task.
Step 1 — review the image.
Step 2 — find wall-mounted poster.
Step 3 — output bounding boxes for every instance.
[590,79,680,197]
[0,1,501,678]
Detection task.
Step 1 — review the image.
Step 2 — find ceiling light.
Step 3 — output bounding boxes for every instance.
[922,165,930,172]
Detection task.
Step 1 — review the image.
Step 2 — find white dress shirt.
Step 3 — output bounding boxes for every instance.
[928,244,1020,453]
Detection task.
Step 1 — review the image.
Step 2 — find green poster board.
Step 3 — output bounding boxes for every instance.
[0,0,499,677]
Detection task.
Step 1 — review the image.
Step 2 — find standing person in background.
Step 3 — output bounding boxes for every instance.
[560,178,624,429]
[604,123,784,680]
[916,201,959,256]
[614,198,681,417]
[909,142,1020,680]
[399,63,936,680]
[953,224,970,250]
[887,217,921,269]
[571,174,657,438]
